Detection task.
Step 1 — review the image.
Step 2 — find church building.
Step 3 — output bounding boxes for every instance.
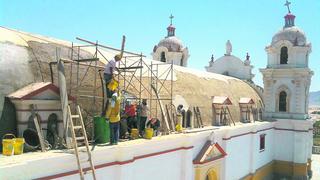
[0,1,315,180]
[205,40,254,82]
[152,15,189,67]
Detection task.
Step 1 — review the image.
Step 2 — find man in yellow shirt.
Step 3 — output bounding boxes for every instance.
[106,92,121,145]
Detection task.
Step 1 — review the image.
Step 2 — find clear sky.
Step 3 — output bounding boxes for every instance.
[1,0,319,91]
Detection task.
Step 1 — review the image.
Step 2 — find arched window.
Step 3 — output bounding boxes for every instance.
[279,91,287,112]
[280,46,288,64]
[160,52,166,62]
[180,58,183,66]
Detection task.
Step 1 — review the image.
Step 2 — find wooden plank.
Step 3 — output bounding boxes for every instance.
[30,104,46,152]
[151,84,170,132]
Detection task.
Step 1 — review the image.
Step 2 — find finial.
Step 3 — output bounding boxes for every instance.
[169,14,174,25]
[167,14,176,37]
[225,40,232,56]
[284,0,291,13]
[244,52,251,65]
[283,0,295,28]
[211,54,214,62]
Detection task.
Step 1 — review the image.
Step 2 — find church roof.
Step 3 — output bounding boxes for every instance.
[0,26,263,124]
[272,26,306,46]
[157,36,184,52]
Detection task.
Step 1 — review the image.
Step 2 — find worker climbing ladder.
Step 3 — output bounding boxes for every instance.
[67,105,96,180]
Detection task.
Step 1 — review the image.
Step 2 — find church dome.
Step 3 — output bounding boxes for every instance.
[158,36,184,52]
[272,26,306,46]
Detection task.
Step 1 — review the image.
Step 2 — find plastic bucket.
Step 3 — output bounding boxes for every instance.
[107,79,119,91]
[94,116,110,144]
[131,128,139,139]
[13,138,25,155]
[2,134,15,156]
[23,128,40,151]
[145,128,153,139]
[175,124,183,132]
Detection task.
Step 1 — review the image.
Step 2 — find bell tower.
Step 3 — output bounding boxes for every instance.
[260,1,313,120]
[260,1,314,179]
[152,15,189,67]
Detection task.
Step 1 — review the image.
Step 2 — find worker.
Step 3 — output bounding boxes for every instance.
[177,104,186,127]
[138,99,149,136]
[146,118,160,136]
[106,92,121,145]
[124,101,137,133]
[102,54,121,116]
[104,54,121,97]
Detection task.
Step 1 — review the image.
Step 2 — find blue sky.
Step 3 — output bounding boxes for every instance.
[1,0,319,91]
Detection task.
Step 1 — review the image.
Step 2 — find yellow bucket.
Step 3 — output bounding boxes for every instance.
[2,134,15,156]
[175,124,183,132]
[145,128,154,139]
[131,128,139,139]
[107,79,119,91]
[13,138,25,155]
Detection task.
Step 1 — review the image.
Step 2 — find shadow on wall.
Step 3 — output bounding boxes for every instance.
[0,97,17,152]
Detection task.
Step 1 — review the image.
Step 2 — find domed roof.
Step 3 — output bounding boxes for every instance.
[158,36,184,52]
[272,26,306,46]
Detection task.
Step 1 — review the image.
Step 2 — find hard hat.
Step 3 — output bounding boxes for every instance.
[115,54,122,60]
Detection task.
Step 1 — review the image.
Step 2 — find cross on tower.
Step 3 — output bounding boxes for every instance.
[284,0,291,13]
[169,14,174,25]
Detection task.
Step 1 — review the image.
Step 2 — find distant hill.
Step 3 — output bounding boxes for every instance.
[309,91,320,106]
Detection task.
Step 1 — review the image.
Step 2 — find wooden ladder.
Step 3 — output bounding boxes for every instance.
[194,106,204,128]
[68,105,97,180]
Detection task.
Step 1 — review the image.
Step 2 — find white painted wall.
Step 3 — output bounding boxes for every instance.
[0,122,282,180]
[205,55,253,81]
[0,43,34,117]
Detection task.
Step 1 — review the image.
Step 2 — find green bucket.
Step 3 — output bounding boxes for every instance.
[94,116,110,144]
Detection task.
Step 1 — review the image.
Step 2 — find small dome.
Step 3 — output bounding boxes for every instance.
[272,26,306,46]
[158,36,184,52]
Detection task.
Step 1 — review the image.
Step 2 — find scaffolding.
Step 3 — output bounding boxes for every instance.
[49,37,175,141]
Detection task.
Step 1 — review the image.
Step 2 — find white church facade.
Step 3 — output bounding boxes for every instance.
[205,40,254,82]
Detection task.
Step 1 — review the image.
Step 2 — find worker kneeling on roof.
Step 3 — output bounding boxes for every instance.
[106,92,121,145]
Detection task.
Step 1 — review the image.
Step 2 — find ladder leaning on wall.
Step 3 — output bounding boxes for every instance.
[67,105,97,180]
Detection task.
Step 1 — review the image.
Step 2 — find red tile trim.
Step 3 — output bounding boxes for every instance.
[222,127,313,141]
[36,146,193,180]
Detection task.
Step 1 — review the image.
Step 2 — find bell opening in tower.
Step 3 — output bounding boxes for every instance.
[279,91,287,112]
[280,46,288,64]
[160,52,166,62]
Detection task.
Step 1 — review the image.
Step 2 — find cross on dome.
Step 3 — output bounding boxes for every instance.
[169,14,174,25]
[167,14,176,37]
[284,0,291,13]
[283,0,295,28]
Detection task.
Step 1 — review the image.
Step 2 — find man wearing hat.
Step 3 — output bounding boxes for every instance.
[103,54,121,115]
[104,54,121,98]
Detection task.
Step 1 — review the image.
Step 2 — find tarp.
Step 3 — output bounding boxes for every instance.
[0,97,17,152]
